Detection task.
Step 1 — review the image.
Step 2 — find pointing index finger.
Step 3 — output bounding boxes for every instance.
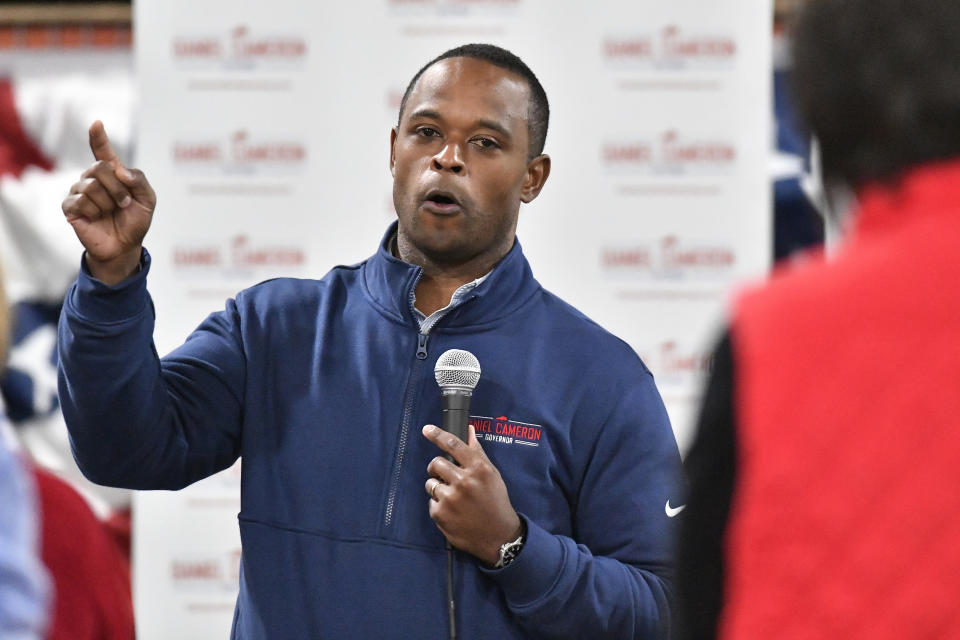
[422,424,476,466]
[88,120,120,166]
[466,425,489,460]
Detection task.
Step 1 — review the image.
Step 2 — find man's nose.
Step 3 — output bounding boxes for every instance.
[431,143,464,174]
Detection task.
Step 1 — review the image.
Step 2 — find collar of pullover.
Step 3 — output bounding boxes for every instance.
[362,221,541,330]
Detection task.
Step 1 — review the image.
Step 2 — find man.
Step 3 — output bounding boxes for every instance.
[59,44,682,639]
[676,1,960,638]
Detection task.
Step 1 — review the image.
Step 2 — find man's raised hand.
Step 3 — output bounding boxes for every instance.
[62,120,156,285]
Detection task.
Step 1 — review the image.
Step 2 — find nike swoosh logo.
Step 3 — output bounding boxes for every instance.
[665,501,686,517]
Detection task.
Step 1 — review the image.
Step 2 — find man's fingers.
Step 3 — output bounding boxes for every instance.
[467,425,489,460]
[76,179,117,213]
[424,477,448,502]
[422,424,475,466]
[426,456,462,485]
[62,193,104,222]
[88,120,120,165]
[116,166,145,192]
[82,161,132,208]
[115,167,156,207]
[116,166,135,183]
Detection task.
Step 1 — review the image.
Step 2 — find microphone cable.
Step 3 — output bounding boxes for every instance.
[446,541,457,640]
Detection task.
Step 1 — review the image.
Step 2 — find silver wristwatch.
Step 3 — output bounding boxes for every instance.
[494,525,526,569]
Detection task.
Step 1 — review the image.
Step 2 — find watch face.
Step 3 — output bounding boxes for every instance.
[498,537,524,568]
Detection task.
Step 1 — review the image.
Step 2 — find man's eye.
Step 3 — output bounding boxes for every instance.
[473,137,499,149]
[417,127,440,137]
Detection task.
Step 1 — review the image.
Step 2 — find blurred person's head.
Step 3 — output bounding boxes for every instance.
[775,0,809,28]
[792,0,960,192]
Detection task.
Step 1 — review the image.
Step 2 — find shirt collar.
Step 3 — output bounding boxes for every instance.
[414,271,491,334]
[387,228,493,333]
[362,222,540,330]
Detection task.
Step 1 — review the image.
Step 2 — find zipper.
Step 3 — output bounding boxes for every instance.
[382,283,479,528]
[382,282,477,638]
[383,331,428,527]
[383,272,429,528]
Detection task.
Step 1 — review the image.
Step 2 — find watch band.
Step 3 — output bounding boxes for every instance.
[493,520,527,569]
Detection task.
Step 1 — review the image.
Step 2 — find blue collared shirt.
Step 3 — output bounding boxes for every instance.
[413,272,491,334]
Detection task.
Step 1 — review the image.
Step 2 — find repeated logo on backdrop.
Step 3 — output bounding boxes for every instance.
[601,235,737,282]
[172,130,308,176]
[172,235,307,274]
[603,25,737,70]
[172,25,308,70]
[170,549,242,593]
[639,339,712,389]
[602,130,737,176]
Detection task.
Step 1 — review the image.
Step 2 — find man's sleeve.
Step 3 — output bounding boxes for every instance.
[673,331,736,640]
[483,369,684,639]
[57,250,245,490]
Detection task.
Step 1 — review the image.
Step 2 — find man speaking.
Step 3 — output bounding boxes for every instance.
[58,44,683,639]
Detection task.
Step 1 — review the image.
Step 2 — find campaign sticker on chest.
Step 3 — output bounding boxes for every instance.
[469,415,543,448]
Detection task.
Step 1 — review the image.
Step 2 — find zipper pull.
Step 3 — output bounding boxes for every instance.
[416,333,429,360]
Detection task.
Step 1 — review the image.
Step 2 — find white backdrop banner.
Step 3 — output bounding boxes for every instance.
[133,1,771,636]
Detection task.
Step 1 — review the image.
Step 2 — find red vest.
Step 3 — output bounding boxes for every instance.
[722,161,960,639]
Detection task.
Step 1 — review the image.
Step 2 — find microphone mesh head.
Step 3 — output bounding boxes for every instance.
[434,349,481,391]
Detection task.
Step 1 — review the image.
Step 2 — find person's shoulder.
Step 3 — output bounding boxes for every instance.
[238,276,325,304]
[241,262,364,296]
[533,287,652,376]
[735,242,884,326]
[237,261,365,301]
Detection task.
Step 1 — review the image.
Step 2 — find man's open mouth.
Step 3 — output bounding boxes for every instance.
[423,190,462,212]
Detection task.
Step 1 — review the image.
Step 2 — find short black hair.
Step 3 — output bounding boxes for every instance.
[792,0,960,189]
[398,43,549,159]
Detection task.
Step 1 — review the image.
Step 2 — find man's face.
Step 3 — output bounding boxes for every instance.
[390,57,549,269]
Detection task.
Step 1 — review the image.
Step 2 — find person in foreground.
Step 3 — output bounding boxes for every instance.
[675,1,960,638]
[58,44,683,639]
[0,268,49,640]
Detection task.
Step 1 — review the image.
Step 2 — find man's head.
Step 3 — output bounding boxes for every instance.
[793,0,960,191]
[399,44,549,160]
[390,45,551,272]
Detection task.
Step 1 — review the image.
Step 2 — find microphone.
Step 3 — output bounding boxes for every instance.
[434,349,481,636]
[434,349,481,446]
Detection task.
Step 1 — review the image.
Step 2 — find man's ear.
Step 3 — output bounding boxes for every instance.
[519,154,551,203]
[389,127,398,177]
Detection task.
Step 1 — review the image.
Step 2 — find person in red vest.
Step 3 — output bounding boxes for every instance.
[676,0,960,638]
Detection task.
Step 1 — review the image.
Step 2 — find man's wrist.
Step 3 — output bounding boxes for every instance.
[491,515,527,569]
[84,248,143,286]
